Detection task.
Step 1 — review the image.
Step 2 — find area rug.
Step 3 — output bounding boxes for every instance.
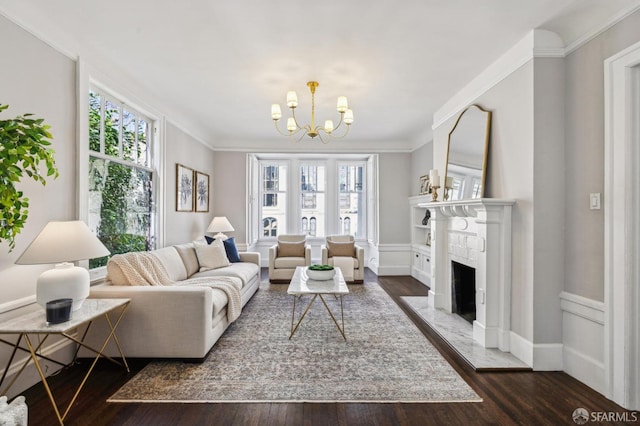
[108,281,481,403]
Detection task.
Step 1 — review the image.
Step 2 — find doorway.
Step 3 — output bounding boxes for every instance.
[604,40,640,411]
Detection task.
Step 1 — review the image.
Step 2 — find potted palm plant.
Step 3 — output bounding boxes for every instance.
[0,104,59,250]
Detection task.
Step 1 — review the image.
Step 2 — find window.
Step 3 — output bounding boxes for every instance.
[261,163,287,236]
[338,163,365,237]
[250,156,374,241]
[300,163,325,236]
[87,88,157,268]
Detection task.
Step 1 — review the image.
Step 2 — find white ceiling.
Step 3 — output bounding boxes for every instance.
[1,0,639,150]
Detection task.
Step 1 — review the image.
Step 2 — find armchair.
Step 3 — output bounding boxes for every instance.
[321,235,364,283]
[268,235,311,283]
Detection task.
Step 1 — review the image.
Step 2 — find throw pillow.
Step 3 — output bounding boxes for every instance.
[204,235,215,244]
[277,240,305,257]
[194,239,230,271]
[327,240,354,257]
[223,237,241,263]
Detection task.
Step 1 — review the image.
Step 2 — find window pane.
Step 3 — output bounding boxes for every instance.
[122,109,136,162]
[88,157,153,268]
[89,91,101,152]
[339,164,364,237]
[261,164,287,236]
[138,119,149,167]
[104,99,121,158]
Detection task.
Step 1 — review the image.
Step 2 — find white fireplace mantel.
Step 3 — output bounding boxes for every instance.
[418,198,515,351]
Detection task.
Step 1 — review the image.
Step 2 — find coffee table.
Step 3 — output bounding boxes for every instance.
[288,266,349,340]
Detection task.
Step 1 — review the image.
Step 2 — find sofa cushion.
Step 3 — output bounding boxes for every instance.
[277,240,305,257]
[191,262,259,287]
[173,243,200,277]
[152,246,188,281]
[194,240,230,271]
[328,257,359,268]
[327,240,355,258]
[274,257,308,269]
[223,237,241,263]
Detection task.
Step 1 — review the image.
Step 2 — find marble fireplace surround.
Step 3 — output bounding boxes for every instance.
[418,199,515,351]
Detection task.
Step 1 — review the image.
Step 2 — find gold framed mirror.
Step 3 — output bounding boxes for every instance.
[444,104,491,200]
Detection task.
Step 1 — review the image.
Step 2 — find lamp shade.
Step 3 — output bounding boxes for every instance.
[206,216,235,234]
[16,221,110,265]
[15,220,110,312]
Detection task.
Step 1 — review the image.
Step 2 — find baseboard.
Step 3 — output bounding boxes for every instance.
[532,343,563,371]
[563,346,606,395]
[509,332,533,367]
[560,291,606,395]
[508,332,562,370]
[377,265,411,276]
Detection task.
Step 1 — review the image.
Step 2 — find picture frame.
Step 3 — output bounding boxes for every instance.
[419,175,431,195]
[194,171,210,212]
[176,164,194,212]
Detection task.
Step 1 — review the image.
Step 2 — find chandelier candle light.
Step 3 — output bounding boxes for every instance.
[271,81,354,144]
[430,169,441,202]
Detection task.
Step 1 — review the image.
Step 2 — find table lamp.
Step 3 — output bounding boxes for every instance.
[15,220,110,311]
[206,216,234,240]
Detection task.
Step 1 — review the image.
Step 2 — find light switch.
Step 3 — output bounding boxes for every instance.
[590,193,601,210]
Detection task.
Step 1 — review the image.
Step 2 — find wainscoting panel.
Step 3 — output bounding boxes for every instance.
[560,291,606,395]
[376,244,411,276]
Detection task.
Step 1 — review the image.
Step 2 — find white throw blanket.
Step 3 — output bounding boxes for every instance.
[108,252,243,322]
[332,256,354,282]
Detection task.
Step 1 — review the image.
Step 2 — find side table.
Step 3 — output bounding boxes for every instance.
[0,298,130,425]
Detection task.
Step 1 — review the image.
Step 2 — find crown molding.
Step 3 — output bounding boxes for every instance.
[432,30,564,130]
[565,3,640,56]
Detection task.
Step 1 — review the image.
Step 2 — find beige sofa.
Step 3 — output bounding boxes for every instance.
[82,242,260,360]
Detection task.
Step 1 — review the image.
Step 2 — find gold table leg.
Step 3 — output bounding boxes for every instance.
[289,293,346,341]
[1,302,131,424]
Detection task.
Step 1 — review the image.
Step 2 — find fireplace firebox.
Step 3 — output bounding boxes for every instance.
[451,261,476,324]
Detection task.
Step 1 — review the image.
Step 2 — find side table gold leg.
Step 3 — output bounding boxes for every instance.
[318,295,347,341]
[24,335,64,425]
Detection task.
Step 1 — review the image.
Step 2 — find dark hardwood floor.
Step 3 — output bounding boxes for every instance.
[20,270,636,425]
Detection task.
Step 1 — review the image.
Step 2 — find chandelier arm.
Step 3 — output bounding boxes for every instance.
[292,130,309,143]
[290,108,304,130]
[316,130,331,144]
[326,123,351,140]
[273,120,293,137]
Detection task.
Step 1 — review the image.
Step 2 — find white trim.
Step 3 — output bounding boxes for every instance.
[560,291,606,395]
[376,244,411,276]
[432,30,563,130]
[0,296,36,314]
[565,4,640,56]
[559,291,605,325]
[604,38,640,410]
[563,346,606,395]
[509,331,533,367]
[533,343,563,371]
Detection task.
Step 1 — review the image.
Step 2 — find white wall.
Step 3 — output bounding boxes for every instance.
[0,14,76,307]
[212,151,248,244]
[164,122,216,246]
[564,9,640,301]
[410,141,433,196]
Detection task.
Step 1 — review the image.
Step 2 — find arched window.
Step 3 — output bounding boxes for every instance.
[263,217,278,237]
[343,217,351,235]
[301,217,308,234]
[309,217,317,237]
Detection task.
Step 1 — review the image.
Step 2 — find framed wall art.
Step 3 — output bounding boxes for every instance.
[176,164,194,212]
[195,171,210,212]
[419,174,431,195]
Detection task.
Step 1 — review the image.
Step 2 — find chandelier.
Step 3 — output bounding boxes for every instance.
[270,81,354,144]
